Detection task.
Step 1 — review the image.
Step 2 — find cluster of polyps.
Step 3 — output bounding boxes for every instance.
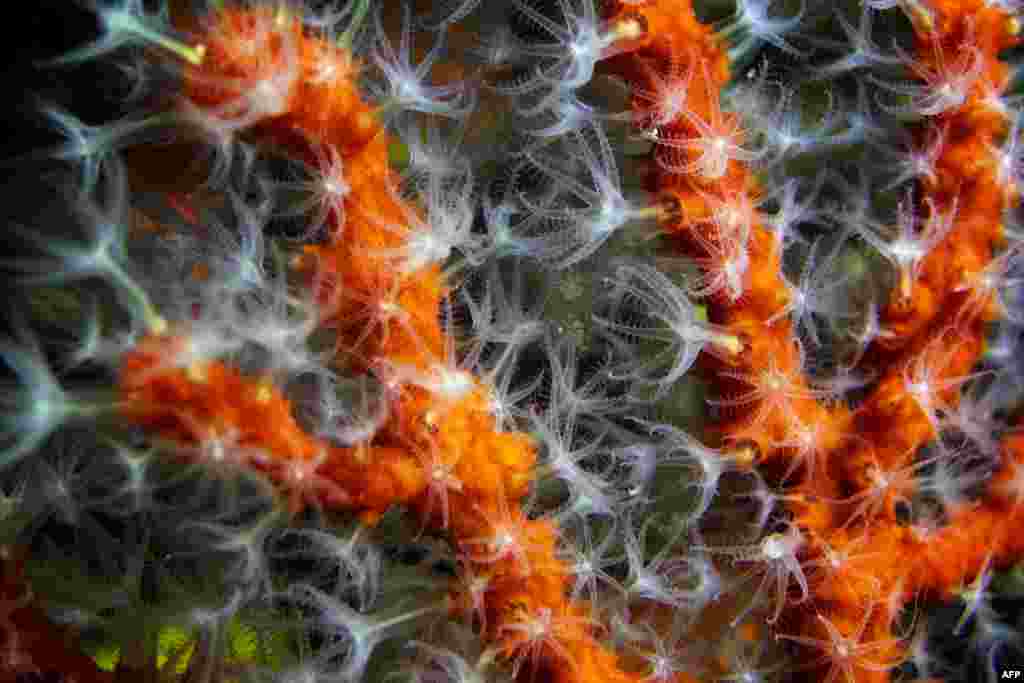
[4,0,1024,682]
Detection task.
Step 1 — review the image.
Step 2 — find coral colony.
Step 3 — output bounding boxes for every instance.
[5,0,1024,681]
